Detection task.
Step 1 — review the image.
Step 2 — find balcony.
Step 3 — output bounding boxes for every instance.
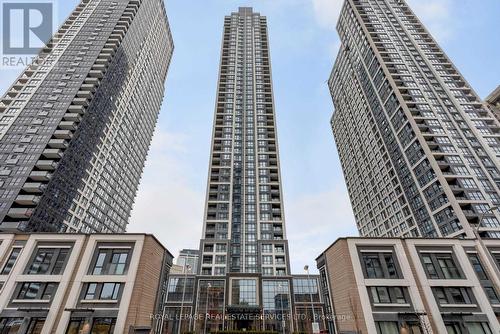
[7,208,33,219]
[68,105,85,115]
[42,148,63,159]
[58,121,77,131]
[29,171,51,181]
[35,160,57,171]
[22,182,45,193]
[63,113,82,122]
[73,97,89,107]
[14,195,40,205]
[53,129,73,139]
[48,139,68,149]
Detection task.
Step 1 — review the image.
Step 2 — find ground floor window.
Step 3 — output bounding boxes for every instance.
[66,318,86,334]
[465,322,492,334]
[27,318,45,334]
[0,318,23,334]
[446,322,492,334]
[376,321,399,334]
[90,318,116,334]
[65,317,116,334]
[376,321,422,334]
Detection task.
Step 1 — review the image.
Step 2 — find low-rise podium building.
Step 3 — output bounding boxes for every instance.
[0,233,173,333]
[317,237,500,334]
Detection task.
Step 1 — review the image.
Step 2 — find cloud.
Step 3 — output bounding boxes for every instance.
[127,128,204,258]
[311,0,343,30]
[406,0,454,41]
[328,39,342,58]
[285,183,358,273]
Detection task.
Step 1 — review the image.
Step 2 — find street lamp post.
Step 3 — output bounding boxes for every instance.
[178,264,191,334]
[474,206,500,293]
[204,282,212,334]
[304,265,319,334]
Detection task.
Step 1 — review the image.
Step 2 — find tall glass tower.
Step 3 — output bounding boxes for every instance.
[200,7,290,277]
[161,8,327,334]
[0,0,173,233]
[329,0,500,239]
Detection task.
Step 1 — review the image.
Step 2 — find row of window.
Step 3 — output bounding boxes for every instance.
[0,244,132,277]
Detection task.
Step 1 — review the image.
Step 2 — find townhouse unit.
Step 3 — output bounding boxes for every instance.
[0,233,173,334]
[317,237,500,334]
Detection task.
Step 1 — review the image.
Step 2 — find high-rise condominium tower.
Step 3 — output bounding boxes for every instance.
[200,7,290,277]
[161,9,327,333]
[0,0,173,233]
[329,0,500,239]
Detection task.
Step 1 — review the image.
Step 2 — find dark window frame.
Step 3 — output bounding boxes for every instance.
[0,247,23,275]
[359,250,402,279]
[88,243,134,276]
[24,243,73,275]
[418,250,464,280]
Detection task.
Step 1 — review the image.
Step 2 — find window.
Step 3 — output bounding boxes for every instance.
[484,287,500,305]
[100,283,120,300]
[17,282,39,300]
[468,254,488,280]
[16,282,58,301]
[421,252,462,279]
[361,252,400,279]
[83,283,121,301]
[385,254,398,278]
[90,318,116,334]
[91,248,130,275]
[445,323,462,334]
[52,249,69,274]
[1,248,22,275]
[437,255,461,279]
[231,279,257,306]
[109,252,128,274]
[262,281,290,311]
[376,321,398,334]
[433,287,473,305]
[27,250,53,274]
[66,319,86,334]
[85,283,97,300]
[363,254,383,278]
[26,318,45,334]
[263,268,273,275]
[262,244,272,253]
[369,286,408,304]
[0,318,23,333]
[166,278,195,302]
[421,254,438,279]
[293,278,320,303]
[26,247,70,275]
[465,322,493,334]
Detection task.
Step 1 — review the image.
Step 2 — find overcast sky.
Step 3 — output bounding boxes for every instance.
[1,0,499,273]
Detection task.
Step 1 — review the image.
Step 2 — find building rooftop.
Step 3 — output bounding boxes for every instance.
[486,85,500,104]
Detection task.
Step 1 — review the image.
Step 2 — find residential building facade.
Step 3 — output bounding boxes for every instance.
[317,237,500,334]
[160,7,326,333]
[486,86,500,122]
[0,233,173,333]
[329,0,500,239]
[0,0,173,233]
